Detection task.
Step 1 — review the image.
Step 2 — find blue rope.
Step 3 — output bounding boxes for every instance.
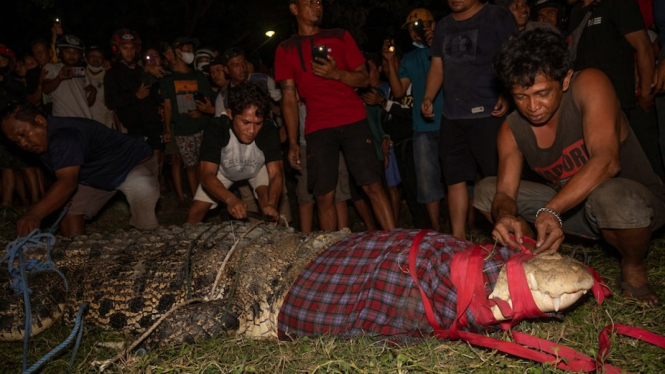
[2,229,69,372]
[0,209,88,372]
[23,303,88,374]
[19,249,31,372]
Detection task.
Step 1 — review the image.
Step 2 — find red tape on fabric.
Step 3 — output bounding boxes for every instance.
[406,230,664,373]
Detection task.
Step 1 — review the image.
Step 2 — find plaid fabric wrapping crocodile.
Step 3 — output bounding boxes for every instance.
[277,229,519,339]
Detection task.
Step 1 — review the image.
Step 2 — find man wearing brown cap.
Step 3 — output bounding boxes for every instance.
[382,8,445,232]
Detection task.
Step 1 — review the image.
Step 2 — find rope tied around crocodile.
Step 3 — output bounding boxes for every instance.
[2,229,68,297]
[1,209,89,373]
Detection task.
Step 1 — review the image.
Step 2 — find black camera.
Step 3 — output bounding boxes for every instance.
[356,86,373,95]
[412,20,427,43]
[64,66,85,78]
[386,26,395,53]
[193,92,206,103]
[311,44,328,65]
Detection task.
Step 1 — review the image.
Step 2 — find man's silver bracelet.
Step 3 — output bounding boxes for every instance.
[535,208,563,228]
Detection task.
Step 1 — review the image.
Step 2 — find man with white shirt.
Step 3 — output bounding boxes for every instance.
[186,82,283,224]
[85,46,114,129]
[42,35,95,119]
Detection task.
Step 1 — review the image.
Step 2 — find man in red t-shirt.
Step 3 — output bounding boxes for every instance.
[275,0,395,231]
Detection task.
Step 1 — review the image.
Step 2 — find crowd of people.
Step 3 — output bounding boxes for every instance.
[1,0,665,305]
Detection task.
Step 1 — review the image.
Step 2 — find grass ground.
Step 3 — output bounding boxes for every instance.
[1,191,664,373]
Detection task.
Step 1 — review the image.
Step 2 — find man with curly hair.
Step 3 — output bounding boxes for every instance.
[186,82,283,224]
[473,29,665,306]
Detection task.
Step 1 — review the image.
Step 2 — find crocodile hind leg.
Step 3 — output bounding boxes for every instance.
[147,299,242,346]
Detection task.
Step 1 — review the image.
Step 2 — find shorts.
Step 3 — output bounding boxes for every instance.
[413,130,444,204]
[67,156,160,229]
[473,177,665,240]
[305,119,382,196]
[439,116,502,185]
[193,165,270,209]
[385,146,401,188]
[175,131,204,168]
[296,145,351,205]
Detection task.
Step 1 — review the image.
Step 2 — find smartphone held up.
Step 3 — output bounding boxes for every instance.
[311,44,327,65]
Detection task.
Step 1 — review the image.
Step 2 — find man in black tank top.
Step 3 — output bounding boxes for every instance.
[473,29,665,306]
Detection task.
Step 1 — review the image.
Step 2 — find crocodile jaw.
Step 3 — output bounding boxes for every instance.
[489,253,594,321]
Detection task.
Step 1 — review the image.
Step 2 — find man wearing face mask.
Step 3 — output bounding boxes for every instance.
[161,37,214,203]
[85,46,115,130]
[194,48,215,75]
[382,8,445,232]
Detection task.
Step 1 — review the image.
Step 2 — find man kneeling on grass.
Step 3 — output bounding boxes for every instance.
[473,29,665,306]
[1,103,159,237]
[186,82,283,223]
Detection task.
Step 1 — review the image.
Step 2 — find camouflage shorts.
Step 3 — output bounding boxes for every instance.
[175,131,204,168]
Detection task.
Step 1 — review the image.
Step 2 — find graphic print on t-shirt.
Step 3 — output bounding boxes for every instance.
[533,139,589,190]
[220,129,266,182]
[174,80,199,114]
[443,29,479,62]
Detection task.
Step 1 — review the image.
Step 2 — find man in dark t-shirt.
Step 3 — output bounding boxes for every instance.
[568,0,654,113]
[423,0,517,240]
[0,103,159,237]
[474,30,664,306]
[104,29,163,149]
[186,82,283,224]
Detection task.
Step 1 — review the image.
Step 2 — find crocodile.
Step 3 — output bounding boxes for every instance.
[0,222,596,346]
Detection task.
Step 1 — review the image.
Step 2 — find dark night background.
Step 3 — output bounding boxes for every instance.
[0,0,452,68]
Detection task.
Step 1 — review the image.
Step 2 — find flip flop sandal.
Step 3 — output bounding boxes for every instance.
[616,274,659,305]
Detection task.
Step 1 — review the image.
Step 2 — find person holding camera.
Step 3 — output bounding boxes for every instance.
[382,8,445,232]
[42,34,95,119]
[276,0,395,232]
[104,29,164,161]
[85,45,115,130]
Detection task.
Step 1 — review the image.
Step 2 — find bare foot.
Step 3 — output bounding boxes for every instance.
[619,262,659,306]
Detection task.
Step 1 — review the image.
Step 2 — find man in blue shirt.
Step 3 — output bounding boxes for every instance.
[382,8,445,232]
[1,103,159,237]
